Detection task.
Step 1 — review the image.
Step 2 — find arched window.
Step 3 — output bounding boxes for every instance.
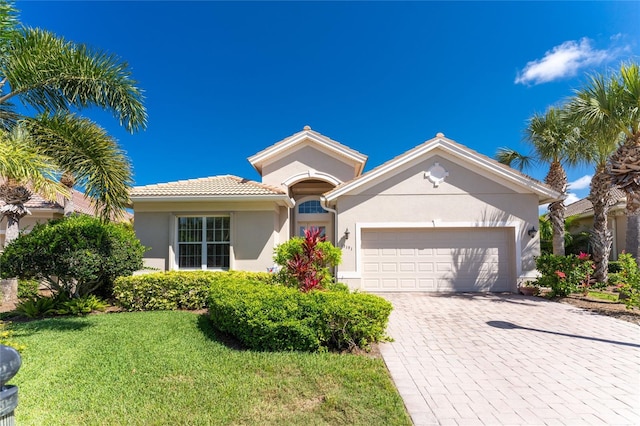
[298,200,327,214]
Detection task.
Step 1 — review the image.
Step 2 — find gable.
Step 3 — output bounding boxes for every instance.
[351,153,520,198]
[261,144,362,188]
[325,134,560,204]
[248,126,367,179]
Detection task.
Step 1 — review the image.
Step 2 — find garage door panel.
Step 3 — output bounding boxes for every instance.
[362,228,512,292]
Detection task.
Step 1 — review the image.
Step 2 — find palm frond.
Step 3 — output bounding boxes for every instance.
[494,147,534,171]
[1,27,147,133]
[25,113,132,221]
[0,124,65,200]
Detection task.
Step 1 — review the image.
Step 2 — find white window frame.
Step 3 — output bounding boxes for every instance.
[175,215,230,270]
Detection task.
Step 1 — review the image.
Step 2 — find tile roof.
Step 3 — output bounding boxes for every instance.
[2,189,96,215]
[0,188,132,220]
[130,175,286,197]
[565,188,627,217]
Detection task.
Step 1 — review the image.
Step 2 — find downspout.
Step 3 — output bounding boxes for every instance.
[320,196,339,280]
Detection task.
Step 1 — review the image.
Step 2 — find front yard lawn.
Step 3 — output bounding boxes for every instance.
[9,311,410,425]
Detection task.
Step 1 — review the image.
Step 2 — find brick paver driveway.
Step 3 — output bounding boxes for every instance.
[378,293,640,425]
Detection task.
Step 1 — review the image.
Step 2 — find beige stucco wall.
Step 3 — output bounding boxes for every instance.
[570,210,627,260]
[333,154,540,291]
[261,145,358,189]
[0,211,62,248]
[133,201,284,272]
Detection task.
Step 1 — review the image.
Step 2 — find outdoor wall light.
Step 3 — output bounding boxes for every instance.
[527,226,537,238]
[344,228,350,240]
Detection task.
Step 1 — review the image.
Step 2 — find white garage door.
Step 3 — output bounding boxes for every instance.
[361,228,513,292]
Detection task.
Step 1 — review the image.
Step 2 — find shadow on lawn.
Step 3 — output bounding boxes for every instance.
[11,317,94,337]
[196,313,247,351]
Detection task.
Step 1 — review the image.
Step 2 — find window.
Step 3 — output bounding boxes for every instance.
[177,216,230,269]
[298,200,327,214]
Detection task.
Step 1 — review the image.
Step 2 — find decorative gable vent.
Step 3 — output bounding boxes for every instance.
[424,162,449,187]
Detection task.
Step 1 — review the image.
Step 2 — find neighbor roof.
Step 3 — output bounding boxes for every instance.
[1,190,98,216]
[248,125,368,176]
[565,188,626,217]
[130,175,294,206]
[324,133,561,204]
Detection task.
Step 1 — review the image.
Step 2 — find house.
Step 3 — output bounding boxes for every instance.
[131,126,560,292]
[564,188,627,260]
[0,190,115,247]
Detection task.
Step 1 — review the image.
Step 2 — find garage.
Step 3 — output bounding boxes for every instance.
[361,228,514,292]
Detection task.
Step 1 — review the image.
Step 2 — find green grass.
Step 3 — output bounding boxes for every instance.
[587,290,619,302]
[9,311,411,425]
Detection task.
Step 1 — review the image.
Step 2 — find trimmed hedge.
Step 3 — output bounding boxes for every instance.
[208,279,392,352]
[113,271,276,311]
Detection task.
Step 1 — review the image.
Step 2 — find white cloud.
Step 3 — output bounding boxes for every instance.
[515,38,617,85]
[539,192,581,215]
[568,175,592,191]
[564,192,580,205]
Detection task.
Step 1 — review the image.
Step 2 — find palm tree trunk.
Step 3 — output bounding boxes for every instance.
[60,172,75,217]
[624,192,640,261]
[545,161,567,256]
[588,168,613,283]
[0,184,32,305]
[610,138,640,265]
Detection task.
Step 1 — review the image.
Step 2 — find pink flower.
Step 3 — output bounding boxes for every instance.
[555,270,566,279]
[578,252,590,260]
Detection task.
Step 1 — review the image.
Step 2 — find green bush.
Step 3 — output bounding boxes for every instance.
[535,253,594,297]
[0,215,146,298]
[114,270,276,311]
[610,252,640,309]
[208,279,392,352]
[15,294,107,318]
[273,230,342,291]
[18,279,40,299]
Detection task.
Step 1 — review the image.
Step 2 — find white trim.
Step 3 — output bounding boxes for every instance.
[325,137,560,203]
[131,194,294,207]
[173,214,232,271]
[339,221,523,282]
[281,170,342,187]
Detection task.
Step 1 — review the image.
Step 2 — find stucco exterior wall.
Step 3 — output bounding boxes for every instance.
[333,154,540,290]
[133,202,283,272]
[261,145,358,188]
[0,211,62,248]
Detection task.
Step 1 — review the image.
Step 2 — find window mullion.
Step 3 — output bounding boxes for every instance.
[201,216,207,270]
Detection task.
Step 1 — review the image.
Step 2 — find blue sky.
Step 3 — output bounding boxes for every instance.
[18,1,640,209]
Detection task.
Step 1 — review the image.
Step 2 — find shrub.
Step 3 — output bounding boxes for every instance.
[208,279,392,352]
[18,279,40,299]
[15,294,107,318]
[610,252,640,309]
[0,215,146,298]
[535,252,594,297]
[114,270,276,311]
[274,228,342,291]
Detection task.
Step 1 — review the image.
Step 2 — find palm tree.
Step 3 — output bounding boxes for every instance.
[524,107,584,256]
[26,113,133,221]
[570,62,640,261]
[0,24,146,226]
[0,1,146,302]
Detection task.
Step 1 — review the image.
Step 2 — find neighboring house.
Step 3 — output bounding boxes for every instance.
[564,188,627,260]
[0,190,128,247]
[131,126,560,292]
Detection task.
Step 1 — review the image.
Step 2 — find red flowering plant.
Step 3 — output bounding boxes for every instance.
[273,228,342,292]
[535,253,594,297]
